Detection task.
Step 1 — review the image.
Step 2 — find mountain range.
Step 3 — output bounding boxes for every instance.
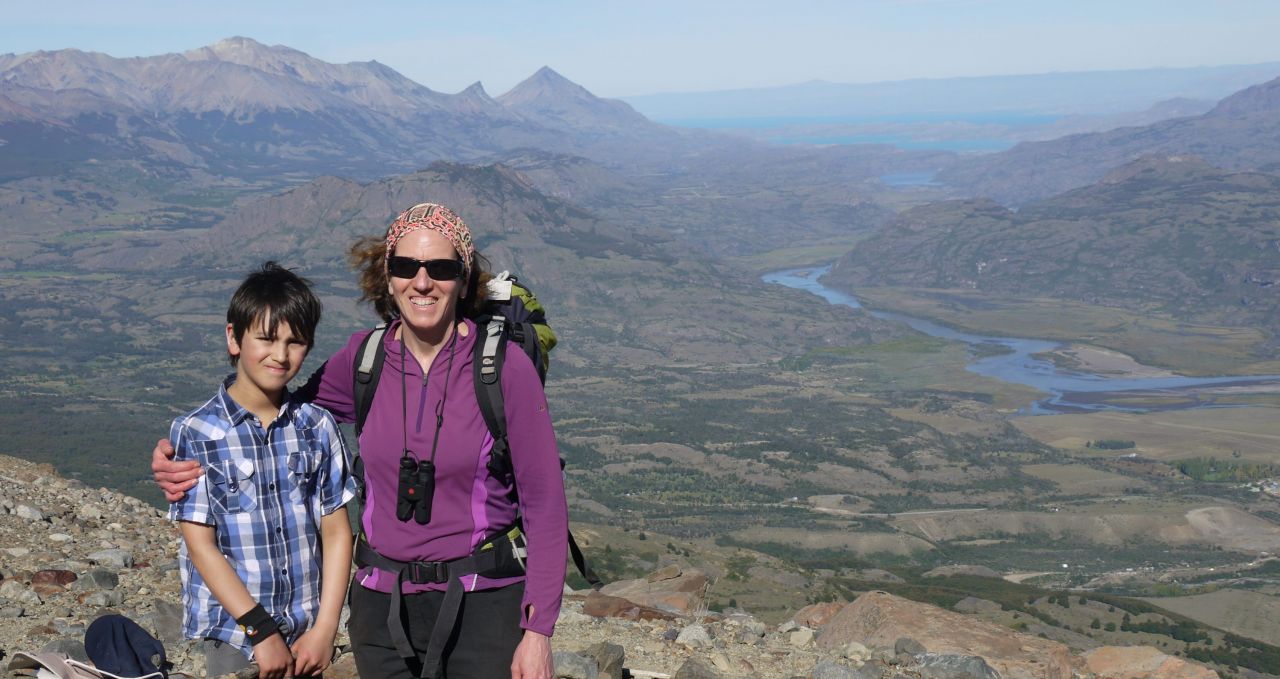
[0,37,700,182]
[828,155,1280,339]
[937,75,1280,204]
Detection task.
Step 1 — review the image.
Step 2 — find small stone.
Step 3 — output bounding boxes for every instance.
[813,659,883,679]
[87,549,133,569]
[83,590,123,607]
[661,627,679,642]
[583,641,624,679]
[18,588,42,605]
[842,641,871,660]
[75,569,121,590]
[895,637,926,656]
[3,547,31,558]
[152,598,186,642]
[676,623,712,649]
[0,606,23,618]
[710,652,732,673]
[32,569,78,586]
[777,619,800,634]
[48,533,74,543]
[673,658,722,679]
[552,651,598,679]
[16,504,47,521]
[41,637,89,661]
[789,627,815,647]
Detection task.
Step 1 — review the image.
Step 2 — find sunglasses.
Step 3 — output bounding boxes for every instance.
[387,256,465,281]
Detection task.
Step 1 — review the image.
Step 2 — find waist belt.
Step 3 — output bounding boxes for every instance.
[353,525,526,679]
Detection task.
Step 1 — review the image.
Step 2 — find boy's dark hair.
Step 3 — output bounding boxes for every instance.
[226,261,322,366]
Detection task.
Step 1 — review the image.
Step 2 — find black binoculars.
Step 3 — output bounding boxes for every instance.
[396,455,435,525]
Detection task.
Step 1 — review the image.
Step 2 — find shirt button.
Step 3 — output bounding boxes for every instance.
[281,568,287,575]
[276,527,283,534]
[268,483,276,490]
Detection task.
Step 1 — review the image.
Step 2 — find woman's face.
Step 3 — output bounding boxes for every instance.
[387,229,464,338]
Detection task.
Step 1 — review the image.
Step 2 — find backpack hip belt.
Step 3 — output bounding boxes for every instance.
[353,524,527,679]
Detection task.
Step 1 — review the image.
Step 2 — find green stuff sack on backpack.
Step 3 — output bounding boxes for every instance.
[482,271,556,383]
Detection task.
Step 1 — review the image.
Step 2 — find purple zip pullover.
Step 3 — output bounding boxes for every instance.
[298,318,567,636]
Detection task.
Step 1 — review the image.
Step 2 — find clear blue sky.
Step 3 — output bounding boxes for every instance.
[3,0,1278,97]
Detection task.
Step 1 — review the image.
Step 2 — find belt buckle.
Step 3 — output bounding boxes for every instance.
[409,561,447,584]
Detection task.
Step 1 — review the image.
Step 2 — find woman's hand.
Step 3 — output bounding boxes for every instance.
[151,438,202,502]
[510,630,553,679]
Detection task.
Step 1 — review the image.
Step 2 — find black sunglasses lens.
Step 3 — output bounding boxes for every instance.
[425,260,463,280]
[387,257,462,280]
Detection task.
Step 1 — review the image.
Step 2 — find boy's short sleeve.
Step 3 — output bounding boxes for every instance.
[167,419,214,525]
[316,410,357,516]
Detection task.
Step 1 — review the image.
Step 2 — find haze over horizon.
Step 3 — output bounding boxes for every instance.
[3,0,1279,98]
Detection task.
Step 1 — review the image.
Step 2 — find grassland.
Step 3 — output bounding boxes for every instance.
[1013,407,1280,464]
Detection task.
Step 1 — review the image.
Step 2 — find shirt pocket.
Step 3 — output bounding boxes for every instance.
[286,448,322,505]
[205,459,258,514]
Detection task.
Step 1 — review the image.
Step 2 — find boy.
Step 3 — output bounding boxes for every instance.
[168,262,355,679]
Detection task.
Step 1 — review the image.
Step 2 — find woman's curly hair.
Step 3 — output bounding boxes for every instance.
[348,235,491,323]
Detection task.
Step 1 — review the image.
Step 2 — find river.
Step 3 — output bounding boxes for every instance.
[765,266,1280,415]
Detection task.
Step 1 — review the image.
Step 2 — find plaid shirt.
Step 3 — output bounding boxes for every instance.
[168,377,356,659]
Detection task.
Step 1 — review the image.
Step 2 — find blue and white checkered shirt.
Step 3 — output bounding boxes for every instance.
[168,377,356,659]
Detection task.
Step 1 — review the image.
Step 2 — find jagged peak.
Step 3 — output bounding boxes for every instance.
[185,36,314,65]
[459,81,491,99]
[500,66,592,102]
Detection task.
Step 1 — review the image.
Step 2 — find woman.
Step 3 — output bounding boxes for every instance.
[154,203,566,679]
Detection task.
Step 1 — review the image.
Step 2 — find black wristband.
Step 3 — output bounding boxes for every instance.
[235,604,280,646]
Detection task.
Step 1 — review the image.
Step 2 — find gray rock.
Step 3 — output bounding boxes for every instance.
[813,659,884,679]
[84,590,123,607]
[74,569,120,590]
[16,504,47,521]
[582,641,624,679]
[87,549,133,569]
[673,658,723,679]
[0,605,23,618]
[676,623,712,649]
[552,651,598,679]
[53,619,87,636]
[40,637,89,662]
[151,598,185,642]
[17,588,42,605]
[914,654,1001,679]
[841,641,872,660]
[789,627,815,647]
[895,637,926,656]
[0,580,27,598]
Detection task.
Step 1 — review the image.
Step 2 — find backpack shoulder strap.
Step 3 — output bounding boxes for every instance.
[352,323,388,437]
[474,317,513,481]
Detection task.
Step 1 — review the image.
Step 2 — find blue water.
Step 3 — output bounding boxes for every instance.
[765,266,1280,415]
[772,134,1013,152]
[659,112,1062,129]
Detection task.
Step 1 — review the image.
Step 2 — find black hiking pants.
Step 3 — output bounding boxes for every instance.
[348,581,525,679]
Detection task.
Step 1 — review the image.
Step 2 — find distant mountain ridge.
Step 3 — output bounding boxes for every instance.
[0,37,695,181]
[622,62,1280,119]
[938,75,1280,204]
[828,155,1280,338]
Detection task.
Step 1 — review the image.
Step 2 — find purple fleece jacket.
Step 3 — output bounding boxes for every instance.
[297,318,567,636]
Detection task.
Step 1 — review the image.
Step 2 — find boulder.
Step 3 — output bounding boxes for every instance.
[792,602,845,628]
[1083,645,1219,679]
[676,623,712,649]
[31,569,77,586]
[553,651,599,679]
[581,591,676,621]
[673,657,722,679]
[914,653,1001,679]
[817,591,1074,679]
[599,566,709,615]
[582,641,624,679]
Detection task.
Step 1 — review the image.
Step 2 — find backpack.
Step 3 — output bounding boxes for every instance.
[351,272,601,589]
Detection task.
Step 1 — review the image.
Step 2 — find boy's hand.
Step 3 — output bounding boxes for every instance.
[254,633,294,679]
[290,627,336,676]
[152,438,202,502]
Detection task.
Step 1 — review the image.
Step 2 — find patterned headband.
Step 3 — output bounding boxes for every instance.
[384,203,475,279]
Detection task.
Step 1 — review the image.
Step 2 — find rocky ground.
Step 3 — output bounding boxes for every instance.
[0,454,1223,678]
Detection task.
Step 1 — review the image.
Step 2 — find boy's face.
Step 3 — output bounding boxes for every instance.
[226,314,309,396]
